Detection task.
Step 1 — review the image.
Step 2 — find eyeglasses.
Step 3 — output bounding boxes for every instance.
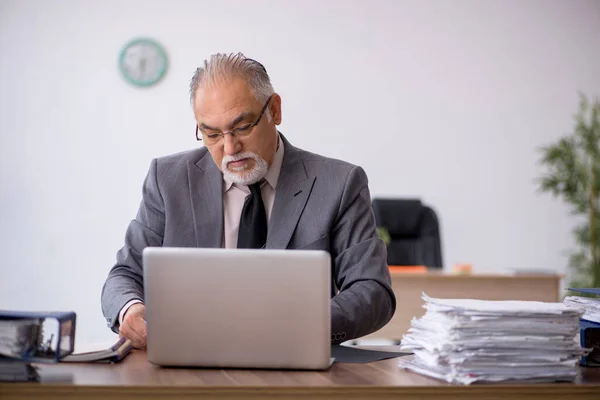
[195,94,273,145]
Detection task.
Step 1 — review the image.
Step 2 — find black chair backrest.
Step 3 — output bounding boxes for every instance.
[371,198,442,268]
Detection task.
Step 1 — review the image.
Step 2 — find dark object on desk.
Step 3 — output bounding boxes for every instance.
[372,198,442,268]
[61,337,133,363]
[566,287,600,366]
[580,320,600,367]
[332,345,411,364]
[0,358,39,382]
[0,310,76,363]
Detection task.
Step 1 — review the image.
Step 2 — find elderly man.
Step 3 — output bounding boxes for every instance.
[101,53,395,348]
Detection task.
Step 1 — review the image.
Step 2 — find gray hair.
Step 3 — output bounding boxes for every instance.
[189,52,275,105]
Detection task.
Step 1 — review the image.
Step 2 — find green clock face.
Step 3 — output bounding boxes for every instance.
[119,38,168,87]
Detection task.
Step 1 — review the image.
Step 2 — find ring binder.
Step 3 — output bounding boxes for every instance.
[0,310,76,363]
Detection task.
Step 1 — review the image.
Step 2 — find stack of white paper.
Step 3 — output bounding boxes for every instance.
[563,296,600,323]
[398,293,585,384]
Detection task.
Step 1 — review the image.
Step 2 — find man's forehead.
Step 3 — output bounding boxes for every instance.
[194,79,257,115]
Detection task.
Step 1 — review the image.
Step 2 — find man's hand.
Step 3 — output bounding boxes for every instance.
[119,303,147,349]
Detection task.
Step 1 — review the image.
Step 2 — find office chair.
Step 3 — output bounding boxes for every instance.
[371,198,443,268]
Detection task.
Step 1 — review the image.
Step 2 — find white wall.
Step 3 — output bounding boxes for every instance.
[1,0,599,344]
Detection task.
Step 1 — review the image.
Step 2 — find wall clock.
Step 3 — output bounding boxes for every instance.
[119,38,168,87]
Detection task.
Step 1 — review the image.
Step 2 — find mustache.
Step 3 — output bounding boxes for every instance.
[222,152,259,167]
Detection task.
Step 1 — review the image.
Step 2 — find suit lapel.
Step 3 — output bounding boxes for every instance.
[187,153,224,248]
[267,137,316,249]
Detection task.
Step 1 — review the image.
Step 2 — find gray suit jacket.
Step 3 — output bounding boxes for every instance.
[101,135,395,343]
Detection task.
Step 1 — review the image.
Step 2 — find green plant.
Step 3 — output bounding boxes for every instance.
[377,227,391,247]
[537,94,600,291]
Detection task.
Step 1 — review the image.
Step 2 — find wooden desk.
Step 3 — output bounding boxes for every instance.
[1,347,599,400]
[364,272,562,340]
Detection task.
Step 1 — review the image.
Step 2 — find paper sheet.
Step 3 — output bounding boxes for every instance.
[398,293,585,384]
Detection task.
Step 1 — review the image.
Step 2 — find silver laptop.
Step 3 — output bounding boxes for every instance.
[142,247,332,370]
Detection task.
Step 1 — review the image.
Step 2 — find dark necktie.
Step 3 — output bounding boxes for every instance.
[237,182,268,249]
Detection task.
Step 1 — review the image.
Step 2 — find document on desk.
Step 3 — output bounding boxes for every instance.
[61,337,132,363]
[564,288,600,323]
[0,311,76,362]
[398,293,586,384]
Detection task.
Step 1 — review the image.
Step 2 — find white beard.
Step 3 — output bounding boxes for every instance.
[221,152,268,185]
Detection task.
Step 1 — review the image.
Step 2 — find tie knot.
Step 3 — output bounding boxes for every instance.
[249,182,262,196]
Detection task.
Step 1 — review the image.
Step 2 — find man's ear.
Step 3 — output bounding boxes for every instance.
[270,93,282,125]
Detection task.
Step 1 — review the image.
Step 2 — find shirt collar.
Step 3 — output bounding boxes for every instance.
[223,134,285,192]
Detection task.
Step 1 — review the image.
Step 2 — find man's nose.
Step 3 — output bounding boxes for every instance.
[223,133,241,155]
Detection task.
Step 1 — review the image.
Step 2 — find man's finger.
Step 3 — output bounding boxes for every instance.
[122,328,145,349]
[129,317,147,341]
[120,320,146,348]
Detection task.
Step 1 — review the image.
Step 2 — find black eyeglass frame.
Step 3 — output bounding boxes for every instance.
[195,94,274,143]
